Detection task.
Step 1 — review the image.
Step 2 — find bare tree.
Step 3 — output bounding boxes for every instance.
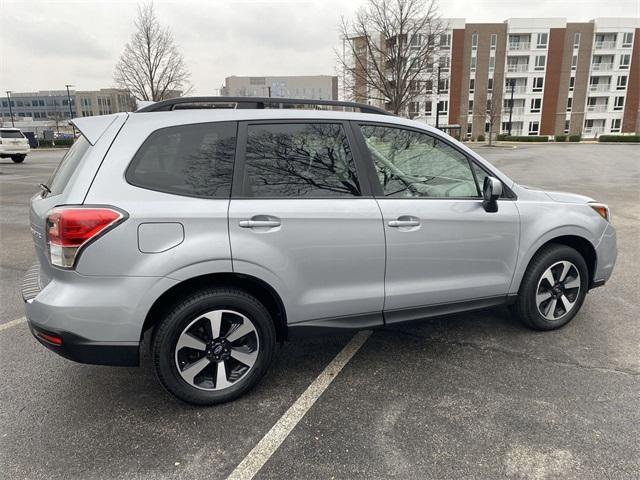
[484,93,502,146]
[337,0,445,115]
[114,3,191,102]
[47,111,65,133]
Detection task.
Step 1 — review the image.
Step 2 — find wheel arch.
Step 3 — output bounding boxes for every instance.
[141,272,288,342]
[516,234,598,293]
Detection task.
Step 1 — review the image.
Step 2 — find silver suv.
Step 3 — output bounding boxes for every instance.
[23,97,617,405]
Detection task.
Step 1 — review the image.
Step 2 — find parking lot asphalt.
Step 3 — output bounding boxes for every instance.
[0,144,638,479]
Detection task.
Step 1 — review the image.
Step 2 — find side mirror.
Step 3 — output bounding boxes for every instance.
[482,176,503,213]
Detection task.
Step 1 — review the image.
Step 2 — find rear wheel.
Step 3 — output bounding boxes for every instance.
[514,244,588,330]
[11,155,25,163]
[152,288,276,405]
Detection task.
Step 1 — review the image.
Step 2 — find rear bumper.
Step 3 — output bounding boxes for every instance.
[0,147,29,155]
[28,320,139,366]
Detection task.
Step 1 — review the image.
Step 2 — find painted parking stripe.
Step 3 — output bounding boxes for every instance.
[0,317,26,332]
[226,330,372,480]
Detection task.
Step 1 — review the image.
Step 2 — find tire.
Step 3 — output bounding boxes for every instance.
[513,244,589,330]
[11,155,26,163]
[152,288,276,405]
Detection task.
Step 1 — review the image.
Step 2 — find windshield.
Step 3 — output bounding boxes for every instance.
[46,136,91,196]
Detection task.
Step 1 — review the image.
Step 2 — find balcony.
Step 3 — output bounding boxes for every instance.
[591,63,614,71]
[583,127,605,137]
[503,107,525,115]
[509,42,530,50]
[504,85,527,94]
[507,64,529,73]
[589,84,611,92]
[594,40,616,49]
[586,104,608,112]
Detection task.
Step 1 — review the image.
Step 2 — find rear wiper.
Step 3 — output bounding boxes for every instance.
[39,183,51,196]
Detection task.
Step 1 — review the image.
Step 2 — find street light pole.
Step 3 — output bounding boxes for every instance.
[65,85,76,136]
[6,91,15,127]
[435,66,441,129]
[508,80,515,136]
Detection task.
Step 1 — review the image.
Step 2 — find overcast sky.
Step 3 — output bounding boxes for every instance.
[1,0,638,95]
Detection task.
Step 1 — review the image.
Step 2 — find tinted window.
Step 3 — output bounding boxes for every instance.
[244,123,361,197]
[0,130,24,138]
[359,125,479,198]
[47,136,91,196]
[127,122,236,198]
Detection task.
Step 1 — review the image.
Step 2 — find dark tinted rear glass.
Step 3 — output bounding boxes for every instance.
[244,123,361,197]
[0,130,24,138]
[47,136,91,196]
[126,122,236,198]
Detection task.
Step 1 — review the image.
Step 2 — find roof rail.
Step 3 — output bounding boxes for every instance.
[135,96,391,116]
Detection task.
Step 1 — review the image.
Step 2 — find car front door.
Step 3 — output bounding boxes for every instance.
[354,123,520,324]
[228,120,386,329]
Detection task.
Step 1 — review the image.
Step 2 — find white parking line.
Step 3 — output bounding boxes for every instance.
[0,317,27,332]
[226,330,372,480]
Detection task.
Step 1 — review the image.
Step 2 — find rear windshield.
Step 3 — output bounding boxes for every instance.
[46,136,91,196]
[0,130,24,138]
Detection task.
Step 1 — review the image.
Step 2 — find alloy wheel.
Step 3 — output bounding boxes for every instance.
[174,309,259,391]
[535,260,581,321]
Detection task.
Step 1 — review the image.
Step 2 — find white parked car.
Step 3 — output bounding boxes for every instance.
[0,128,30,163]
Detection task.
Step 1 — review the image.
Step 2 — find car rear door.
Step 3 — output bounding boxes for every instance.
[228,120,385,329]
[353,122,520,324]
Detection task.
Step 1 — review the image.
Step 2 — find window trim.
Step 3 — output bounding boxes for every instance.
[125,120,239,200]
[233,119,374,199]
[351,121,516,200]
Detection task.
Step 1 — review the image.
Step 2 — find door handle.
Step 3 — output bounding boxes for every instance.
[388,219,420,228]
[239,219,281,228]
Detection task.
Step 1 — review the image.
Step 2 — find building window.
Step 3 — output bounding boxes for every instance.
[467,123,472,136]
[471,33,478,50]
[564,120,570,134]
[571,55,578,70]
[490,34,497,50]
[534,55,546,70]
[566,97,572,112]
[469,78,475,93]
[439,34,451,48]
[533,77,544,92]
[438,100,449,114]
[614,96,624,111]
[611,118,622,132]
[616,76,628,90]
[489,55,495,71]
[619,54,630,69]
[537,33,548,48]
[438,78,449,93]
[569,76,575,91]
[573,32,581,49]
[425,100,432,115]
[17,100,23,107]
[622,32,633,48]
[468,100,474,114]
[470,56,477,72]
[529,121,540,135]
[487,78,493,92]
[530,98,542,113]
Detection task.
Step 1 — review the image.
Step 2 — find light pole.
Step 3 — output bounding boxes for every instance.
[507,80,515,136]
[435,66,441,129]
[5,91,15,127]
[65,84,76,136]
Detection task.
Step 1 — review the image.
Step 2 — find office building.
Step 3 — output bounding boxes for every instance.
[222,75,339,101]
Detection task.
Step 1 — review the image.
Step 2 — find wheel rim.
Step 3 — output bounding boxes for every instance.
[174,309,259,391]
[535,260,581,321]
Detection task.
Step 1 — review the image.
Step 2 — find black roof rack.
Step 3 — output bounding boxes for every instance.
[136,96,391,116]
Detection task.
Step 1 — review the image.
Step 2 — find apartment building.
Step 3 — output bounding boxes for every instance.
[0,88,136,124]
[222,75,338,101]
[347,17,640,138]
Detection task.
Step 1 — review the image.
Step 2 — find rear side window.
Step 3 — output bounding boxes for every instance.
[0,129,24,138]
[47,136,91,196]
[243,123,361,197]
[126,122,236,198]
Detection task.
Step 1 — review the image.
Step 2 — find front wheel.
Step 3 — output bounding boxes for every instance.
[513,244,588,330]
[11,155,26,163]
[152,288,276,405]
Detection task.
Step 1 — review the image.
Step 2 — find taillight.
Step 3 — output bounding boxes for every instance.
[46,207,125,268]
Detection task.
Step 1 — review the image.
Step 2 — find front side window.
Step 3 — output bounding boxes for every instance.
[359,125,479,198]
[126,122,236,198]
[244,123,360,198]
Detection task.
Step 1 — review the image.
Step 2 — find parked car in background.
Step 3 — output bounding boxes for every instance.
[23,97,617,405]
[0,128,30,163]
